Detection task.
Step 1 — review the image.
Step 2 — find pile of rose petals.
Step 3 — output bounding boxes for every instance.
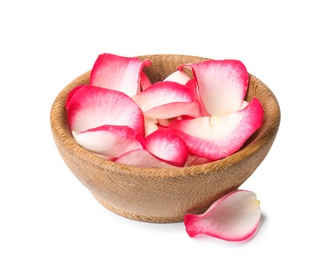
[66,53,264,168]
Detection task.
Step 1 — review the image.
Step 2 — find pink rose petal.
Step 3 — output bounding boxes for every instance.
[179,59,249,116]
[116,149,176,168]
[140,71,153,90]
[169,98,264,160]
[90,53,151,96]
[133,80,203,119]
[184,190,261,241]
[145,128,188,167]
[66,85,144,136]
[144,101,203,120]
[73,125,145,159]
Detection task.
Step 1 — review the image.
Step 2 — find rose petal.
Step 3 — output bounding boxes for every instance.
[140,71,153,90]
[66,85,144,136]
[184,190,261,241]
[73,125,145,159]
[133,80,203,118]
[179,59,249,116]
[90,53,151,96]
[145,128,188,167]
[164,70,192,85]
[144,116,159,136]
[169,98,264,160]
[133,80,195,110]
[144,101,203,119]
[116,149,176,168]
[157,118,170,127]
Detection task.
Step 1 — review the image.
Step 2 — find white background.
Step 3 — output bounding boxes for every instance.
[1,0,326,259]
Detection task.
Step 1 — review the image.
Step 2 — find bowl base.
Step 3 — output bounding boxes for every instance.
[93,194,183,223]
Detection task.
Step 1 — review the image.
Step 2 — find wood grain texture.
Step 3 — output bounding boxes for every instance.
[50,54,281,223]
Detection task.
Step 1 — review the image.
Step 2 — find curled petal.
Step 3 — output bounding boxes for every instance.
[116,149,176,168]
[66,85,144,136]
[179,59,249,116]
[144,100,203,119]
[169,98,264,160]
[133,81,195,110]
[140,71,153,90]
[73,125,145,159]
[145,129,188,167]
[90,53,151,96]
[133,80,203,118]
[184,190,261,241]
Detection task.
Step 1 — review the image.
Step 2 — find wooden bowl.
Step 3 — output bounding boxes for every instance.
[50,54,280,223]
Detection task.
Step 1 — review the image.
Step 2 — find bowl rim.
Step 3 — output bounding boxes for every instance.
[50,54,281,179]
